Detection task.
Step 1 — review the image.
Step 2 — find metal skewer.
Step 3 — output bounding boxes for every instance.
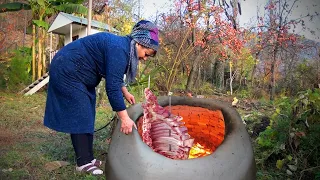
[168,91,172,115]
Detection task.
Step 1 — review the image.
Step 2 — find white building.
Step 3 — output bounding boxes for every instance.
[21,12,119,95]
[48,12,119,46]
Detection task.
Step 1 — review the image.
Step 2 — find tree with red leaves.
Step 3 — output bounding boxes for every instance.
[253,0,318,100]
[172,0,245,92]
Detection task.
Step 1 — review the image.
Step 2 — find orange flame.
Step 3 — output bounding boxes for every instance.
[188,143,214,159]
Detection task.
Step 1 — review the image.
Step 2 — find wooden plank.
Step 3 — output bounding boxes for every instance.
[24,76,50,96]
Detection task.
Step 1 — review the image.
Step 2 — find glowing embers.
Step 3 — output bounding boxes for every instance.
[168,105,225,159]
[189,142,212,159]
[138,105,225,159]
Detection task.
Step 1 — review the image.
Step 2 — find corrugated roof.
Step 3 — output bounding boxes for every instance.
[59,12,119,32]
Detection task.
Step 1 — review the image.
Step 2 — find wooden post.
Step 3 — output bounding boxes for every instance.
[50,32,52,63]
[70,23,73,43]
[32,24,36,81]
[87,0,92,35]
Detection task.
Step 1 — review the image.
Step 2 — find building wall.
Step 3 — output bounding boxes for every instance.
[0,11,33,55]
[64,27,104,45]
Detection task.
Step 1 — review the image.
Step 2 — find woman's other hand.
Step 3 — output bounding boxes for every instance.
[117,110,137,135]
[120,117,137,134]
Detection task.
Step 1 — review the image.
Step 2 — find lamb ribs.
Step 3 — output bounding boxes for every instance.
[141,88,194,160]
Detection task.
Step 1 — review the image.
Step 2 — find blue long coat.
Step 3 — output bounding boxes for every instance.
[44,32,131,133]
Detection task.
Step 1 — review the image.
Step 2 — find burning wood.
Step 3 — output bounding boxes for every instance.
[189,143,214,159]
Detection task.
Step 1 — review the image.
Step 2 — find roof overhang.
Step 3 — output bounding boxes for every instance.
[48,12,119,34]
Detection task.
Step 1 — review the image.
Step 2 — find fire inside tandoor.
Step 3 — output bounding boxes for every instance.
[137,89,225,159]
[167,105,225,159]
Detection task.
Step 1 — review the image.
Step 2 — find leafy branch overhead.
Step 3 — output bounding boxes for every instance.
[0,3,31,12]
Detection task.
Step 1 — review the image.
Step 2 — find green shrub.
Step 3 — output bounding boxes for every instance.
[193,82,215,95]
[255,89,320,179]
[5,47,32,92]
[0,62,7,90]
[171,74,188,91]
[236,89,250,98]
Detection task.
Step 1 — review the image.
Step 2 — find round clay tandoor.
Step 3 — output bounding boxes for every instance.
[105,96,257,180]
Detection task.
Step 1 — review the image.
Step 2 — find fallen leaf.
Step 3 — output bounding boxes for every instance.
[295,132,306,137]
[232,97,238,106]
[290,132,295,138]
[286,169,293,175]
[288,164,297,171]
[276,159,284,169]
[45,161,70,171]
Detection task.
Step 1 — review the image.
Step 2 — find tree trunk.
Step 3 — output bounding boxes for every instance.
[185,0,197,92]
[238,59,244,87]
[203,68,206,82]
[269,0,276,101]
[210,55,217,85]
[42,28,46,74]
[269,46,278,101]
[196,65,201,90]
[186,53,201,91]
[270,62,275,100]
[229,62,233,95]
[250,52,259,87]
[23,11,26,48]
[32,24,36,81]
[37,27,43,79]
[216,60,225,90]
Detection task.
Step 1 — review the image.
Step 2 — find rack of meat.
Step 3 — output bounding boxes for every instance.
[141,88,194,160]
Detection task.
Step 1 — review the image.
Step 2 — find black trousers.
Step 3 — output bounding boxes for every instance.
[70,133,94,166]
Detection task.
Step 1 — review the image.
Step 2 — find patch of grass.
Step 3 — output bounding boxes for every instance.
[0,151,23,167]
[1,169,30,180]
[0,92,46,131]
[0,92,111,180]
[256,170,286,180]
[39,132,75,162]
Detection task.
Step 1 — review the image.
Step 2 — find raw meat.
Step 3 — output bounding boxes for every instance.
[141,88,194,160]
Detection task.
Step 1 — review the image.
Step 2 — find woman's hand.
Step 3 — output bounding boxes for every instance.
[120,117,137,134]
[122,86,135,104]
[117,110,137,135]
